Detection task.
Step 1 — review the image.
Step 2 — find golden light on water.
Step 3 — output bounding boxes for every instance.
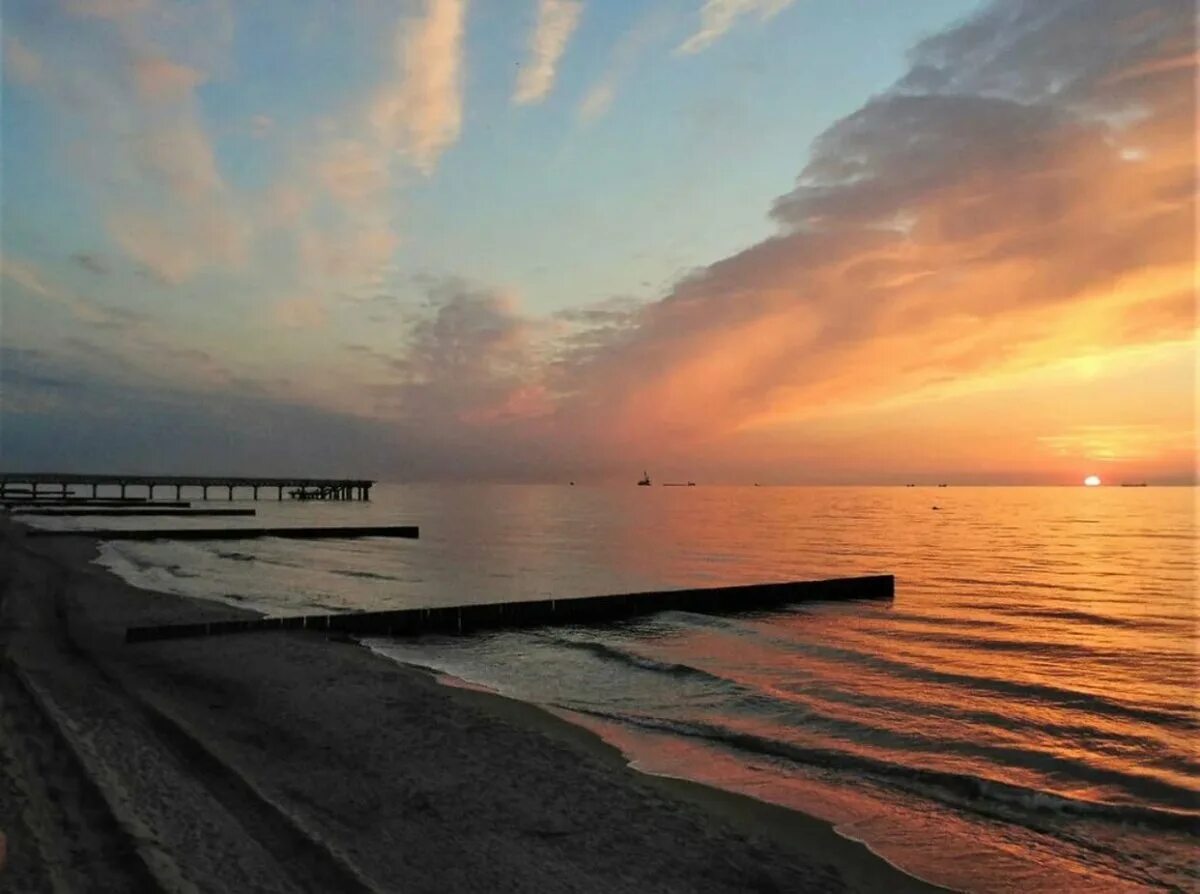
[1084,475,1102,486]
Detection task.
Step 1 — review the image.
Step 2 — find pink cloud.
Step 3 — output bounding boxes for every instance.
[132,55,205,100]
[513,0,583,105]
[371,0,467,172]
[3,35,43,85]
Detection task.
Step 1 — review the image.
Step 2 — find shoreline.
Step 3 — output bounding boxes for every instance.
[400,662,952,894]
[0,516,943,892]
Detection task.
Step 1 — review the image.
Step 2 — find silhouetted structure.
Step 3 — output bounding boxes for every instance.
[1,499,177,508]
[124,575,894,643]
[0,474,373,501]
[25,524,416,542]
[14,508,257,518]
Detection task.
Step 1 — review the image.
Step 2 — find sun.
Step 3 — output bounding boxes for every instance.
[1083,475,1102,487]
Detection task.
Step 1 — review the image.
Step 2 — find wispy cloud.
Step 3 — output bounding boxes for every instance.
[371,0,467,172]
[677,0,795,55]
[513,0,583,105]
[577,7,675,123]
[12,0,249,285]
[3,34,44,85]
[577,81,614,122]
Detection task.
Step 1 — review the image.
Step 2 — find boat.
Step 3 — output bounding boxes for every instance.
[663,481,696,487]
[637,471,651,486]
[1120,482,1148,487]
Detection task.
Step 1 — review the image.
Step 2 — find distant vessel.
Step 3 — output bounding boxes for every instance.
[1120,482,1148,487]
[663,481,695,487]
[937,483,948,487]
[637,471,651,486]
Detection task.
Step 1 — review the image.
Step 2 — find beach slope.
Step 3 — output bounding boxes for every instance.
[0,518,938,893]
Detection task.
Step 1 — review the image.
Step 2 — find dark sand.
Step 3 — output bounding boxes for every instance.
[0,517,944,893]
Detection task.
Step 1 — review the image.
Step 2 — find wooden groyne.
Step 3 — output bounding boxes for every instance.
[0,473,373,501]
[13,508,258,518]
[2,499,167,508]
[26,524,419,542]
[125,575,894,643]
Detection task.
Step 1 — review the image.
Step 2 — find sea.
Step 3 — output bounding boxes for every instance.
[19,485,1198,892]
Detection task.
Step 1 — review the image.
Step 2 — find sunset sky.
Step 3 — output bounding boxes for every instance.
[1,0,1195,484]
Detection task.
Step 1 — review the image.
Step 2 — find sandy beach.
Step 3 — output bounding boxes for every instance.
[0,516,940,893]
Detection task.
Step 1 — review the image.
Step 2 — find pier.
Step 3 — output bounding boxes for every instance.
[0,473,374,501]
[26,524,417,542]
[124,575,893,643]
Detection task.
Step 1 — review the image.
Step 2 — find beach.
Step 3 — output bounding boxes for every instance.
[0,516,938,893]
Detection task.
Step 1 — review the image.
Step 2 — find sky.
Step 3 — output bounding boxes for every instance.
[0,0,1195,484]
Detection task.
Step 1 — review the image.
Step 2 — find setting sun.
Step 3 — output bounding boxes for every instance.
[1084,475,1102,487]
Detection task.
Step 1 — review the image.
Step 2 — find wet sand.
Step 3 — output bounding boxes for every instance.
[0,517,942,893]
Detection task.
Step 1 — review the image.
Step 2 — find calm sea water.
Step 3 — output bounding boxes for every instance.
[22,485,1198,891]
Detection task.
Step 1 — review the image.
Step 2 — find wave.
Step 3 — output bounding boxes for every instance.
[332,568,397,581]
[100,545,162,574]
[568,707,1200,834]
[1001,606,1189,633]
[883,611,1017,631]
[545,636,740,689]
[938,576,1109,595]
[739,636,1200,731]
[882,627,1108,658]
[101,549,200,580]
[562,607,1198,732]
[637,615,1199,731]
[215,550,256,562]
[541,633,1200,802]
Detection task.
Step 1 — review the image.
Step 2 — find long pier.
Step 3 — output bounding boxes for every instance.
[26,524,418,542]
[0,473,374,501]
[125,575,894,643]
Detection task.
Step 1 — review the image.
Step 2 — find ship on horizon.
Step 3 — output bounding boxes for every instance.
[637,471,651,486]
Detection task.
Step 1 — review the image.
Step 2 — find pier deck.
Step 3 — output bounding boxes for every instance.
[125,575,893,643]
[0,473,373,501]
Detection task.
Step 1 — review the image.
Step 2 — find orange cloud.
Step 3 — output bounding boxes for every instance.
[540,0,1196,479]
